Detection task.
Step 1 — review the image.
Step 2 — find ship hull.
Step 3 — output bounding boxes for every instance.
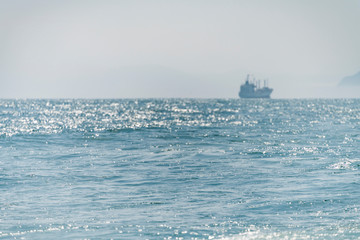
[239,89,273,98]
[239,95,271,98]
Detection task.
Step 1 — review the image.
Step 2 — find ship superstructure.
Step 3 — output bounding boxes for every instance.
[239,75,273,98]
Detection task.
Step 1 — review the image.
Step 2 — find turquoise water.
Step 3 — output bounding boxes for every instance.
[0,99,360,239]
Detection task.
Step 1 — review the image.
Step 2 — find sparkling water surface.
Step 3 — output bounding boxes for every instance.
[1,99,360,239]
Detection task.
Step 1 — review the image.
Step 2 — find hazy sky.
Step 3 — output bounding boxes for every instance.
[1,0,360,98]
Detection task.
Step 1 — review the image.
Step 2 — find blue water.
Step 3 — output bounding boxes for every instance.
[0,99,360,239]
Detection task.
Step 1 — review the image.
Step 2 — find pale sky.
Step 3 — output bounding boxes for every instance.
[1,0,360,98]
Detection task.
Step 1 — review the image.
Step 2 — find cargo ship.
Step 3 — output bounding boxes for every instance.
[239,75,273,98]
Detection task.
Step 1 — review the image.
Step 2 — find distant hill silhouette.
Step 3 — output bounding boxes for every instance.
[339,71,360,86]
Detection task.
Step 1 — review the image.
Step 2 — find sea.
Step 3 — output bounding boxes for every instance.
[0,99,360,239]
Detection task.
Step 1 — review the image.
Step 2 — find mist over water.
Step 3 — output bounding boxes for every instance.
[1,99,360,239]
